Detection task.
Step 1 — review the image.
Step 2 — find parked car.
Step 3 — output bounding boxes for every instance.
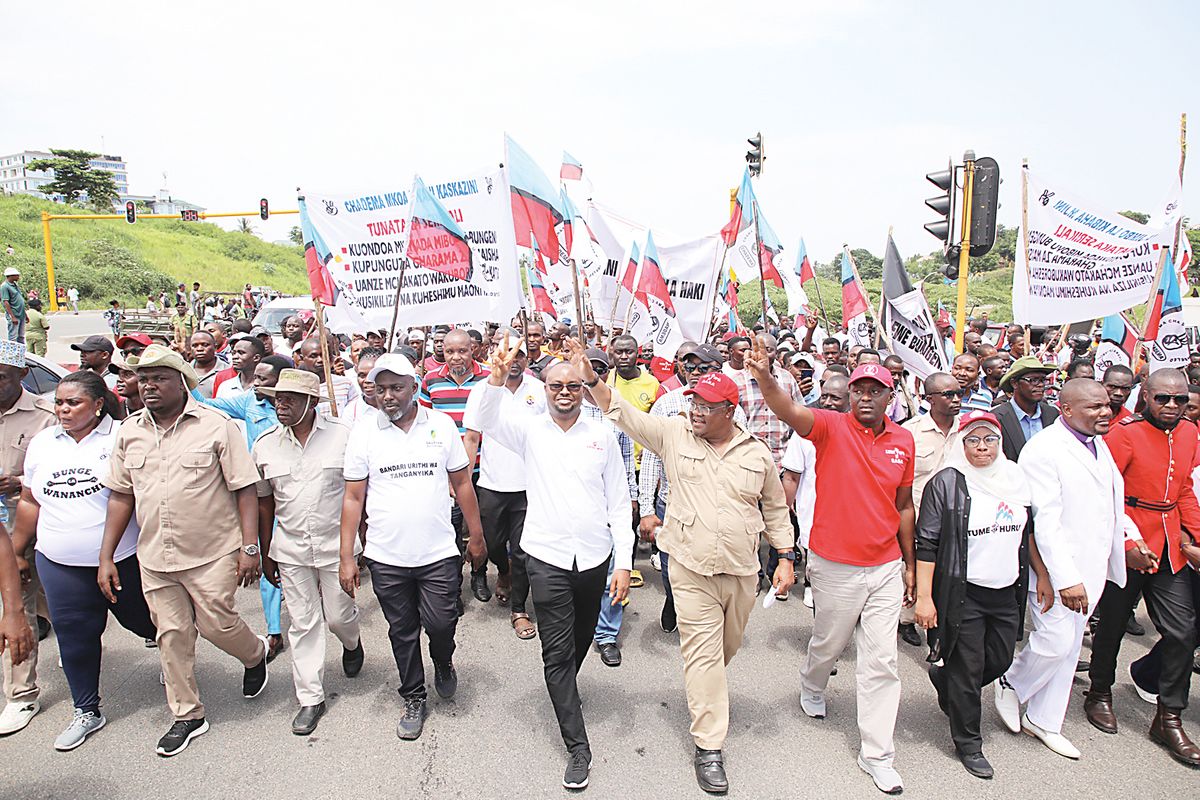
[23,353,70,397]
[252,296,310,336]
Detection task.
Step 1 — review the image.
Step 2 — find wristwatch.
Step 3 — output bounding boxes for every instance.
[241,544,260,557]
[776,549,796,562]
[584,377,600,388]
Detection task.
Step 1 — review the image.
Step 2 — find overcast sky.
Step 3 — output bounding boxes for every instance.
[3,1,1193,263]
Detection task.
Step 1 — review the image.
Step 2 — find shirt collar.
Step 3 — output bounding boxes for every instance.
[3,389,39,417]
[135,394,204,427]
[54,413,115,442]
[1010,398,1042,422]
[1062,417,1096,446]
[280,411,327,446]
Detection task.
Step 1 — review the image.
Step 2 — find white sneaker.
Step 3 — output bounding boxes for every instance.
[1021,714,1080,759]
[800,690,826,719]
[857,754,904,794]
[54,709,106,751]
[993,676,1021,733]
[0,699,41,735]
[649,552,661,572]
[802,586,814,608]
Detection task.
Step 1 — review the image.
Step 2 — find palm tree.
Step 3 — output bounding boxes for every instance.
[237,218,255,235]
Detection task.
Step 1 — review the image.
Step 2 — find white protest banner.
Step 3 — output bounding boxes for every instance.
[881,289,950,381]
[1148,310,1188,372]
[1013,168,1177,324]
[657,236,723,343]
[302,168,521,333]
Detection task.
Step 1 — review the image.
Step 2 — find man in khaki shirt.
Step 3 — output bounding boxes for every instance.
[0,340,55,736]
[897,371,962,647]
[574,340,794,795]
[97,345,268,758]
[253,369,361,737]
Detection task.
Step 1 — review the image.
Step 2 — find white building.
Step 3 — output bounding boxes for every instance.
[0,150,130,197]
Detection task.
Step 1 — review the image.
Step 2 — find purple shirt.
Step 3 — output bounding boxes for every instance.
[1062,418,1098,459]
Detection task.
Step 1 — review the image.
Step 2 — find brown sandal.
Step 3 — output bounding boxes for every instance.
[511,612,536,640]
[495,577,511,606]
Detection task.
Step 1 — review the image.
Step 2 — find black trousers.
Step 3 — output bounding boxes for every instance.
[526,554,609,755]
[1090,558,1197,711]
[931,582,1019,754]
[1130,569,1200,691]
[451,474,485,579]
[367,556,460,701]
[476,487,530,613]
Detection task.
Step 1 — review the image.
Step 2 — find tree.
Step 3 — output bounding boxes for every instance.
[1118,209,1150,225]
[237,218,256,235]
[25,149,120,209]
[288,225,303,247]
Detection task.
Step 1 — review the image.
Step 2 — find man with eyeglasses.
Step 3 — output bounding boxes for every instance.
[1081,370,1200,766]
[475,339,632,791]
[638,344,747,631]
[991,356,1059,463]
[897,372,964,647]
[746,345,915,795]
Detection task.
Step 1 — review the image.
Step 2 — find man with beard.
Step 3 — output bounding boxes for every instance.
[747,344,915,795]
[1082,370,1200,767]
[99,345,269,757]
[339,353,485,742]
[994,380,1127,760]
[476,338,631,790]
[992,357,1060,462]
[72,335,119,391]
[818,374,851,412]
[821,337,846,367]
[420,329,490,606]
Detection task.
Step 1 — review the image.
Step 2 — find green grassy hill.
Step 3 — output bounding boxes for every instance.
[0,194,308,307]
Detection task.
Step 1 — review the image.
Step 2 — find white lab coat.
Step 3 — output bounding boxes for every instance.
[1018,416,1127,601]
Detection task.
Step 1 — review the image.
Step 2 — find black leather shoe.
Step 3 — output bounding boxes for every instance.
[292,702,326,736]
[433,661,457,699]
[660,598,678,633]
[36,616,51,642]
[471,571,492,603]
[958,751,994,779]
[1125,613,1145,637]
[898,622,922,647]
[455,594,465,618]
[597,642,621,667]
[694,747,728,794]
[342,640,364,678]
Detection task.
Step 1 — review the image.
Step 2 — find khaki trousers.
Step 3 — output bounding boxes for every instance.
[1,540,40,702]
[278,561,360,706]
[670,559,757,750]
[802,553,903,767]
[140,551,264,720]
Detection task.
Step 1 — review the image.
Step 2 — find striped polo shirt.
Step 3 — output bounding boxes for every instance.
[419,361,490,471]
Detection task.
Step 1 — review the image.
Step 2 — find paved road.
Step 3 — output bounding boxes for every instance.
[43,309,109,365]
[1,568,1196,800]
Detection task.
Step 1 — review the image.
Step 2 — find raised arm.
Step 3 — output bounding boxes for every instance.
[745,336,815,436]
[567,338,673,454]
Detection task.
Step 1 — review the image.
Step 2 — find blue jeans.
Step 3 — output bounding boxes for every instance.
[594,556,622,645]
[7,315,24,344]
[656,499,673,601]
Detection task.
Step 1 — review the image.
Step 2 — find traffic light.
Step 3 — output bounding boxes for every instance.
[180,209,199,222]
[125,201,136,224]
[745,132,764,177]
[967,157,1000,257]
[924,163,957,264]
[259,198,269,220]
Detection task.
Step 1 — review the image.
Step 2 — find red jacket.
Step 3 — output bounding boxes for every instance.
[1105,416,1200,573]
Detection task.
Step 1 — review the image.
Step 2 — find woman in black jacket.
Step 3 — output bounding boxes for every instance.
[914,410,1051,780]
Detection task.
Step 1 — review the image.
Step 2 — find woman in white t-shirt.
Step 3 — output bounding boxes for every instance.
[9,370,155,752]
[912,409,1050,780]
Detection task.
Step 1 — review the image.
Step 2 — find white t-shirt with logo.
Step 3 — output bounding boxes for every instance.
[462,374,546,493]
[23,417,140,566]
[343,406,468,568]
[965,487,1027,589]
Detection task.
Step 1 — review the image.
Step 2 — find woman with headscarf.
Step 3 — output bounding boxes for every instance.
[913,409,1050,780]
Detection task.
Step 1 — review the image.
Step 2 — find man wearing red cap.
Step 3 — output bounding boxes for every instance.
[747,342,915,795]
[575,339,793,795]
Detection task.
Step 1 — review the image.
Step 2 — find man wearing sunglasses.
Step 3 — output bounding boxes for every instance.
[991,356,1059,463]
[1083,369,1200,767]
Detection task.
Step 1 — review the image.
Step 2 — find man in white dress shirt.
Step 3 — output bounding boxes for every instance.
[475,337,632,792]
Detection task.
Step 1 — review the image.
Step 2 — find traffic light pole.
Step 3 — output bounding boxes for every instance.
[954,156,976,353]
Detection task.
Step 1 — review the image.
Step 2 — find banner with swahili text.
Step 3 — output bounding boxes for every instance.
[1013,168,1179,325]
[880,288,950,381]
[301,168,522,334]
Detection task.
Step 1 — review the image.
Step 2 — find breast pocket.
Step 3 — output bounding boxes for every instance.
[678,454,705,484]
[735,460,766,498]
[180,449,215,489]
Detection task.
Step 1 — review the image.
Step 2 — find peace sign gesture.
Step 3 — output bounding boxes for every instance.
[488,333,520,386]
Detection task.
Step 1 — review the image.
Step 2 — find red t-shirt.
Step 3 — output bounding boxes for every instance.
[804,409,915,567]
[210,366,237,396]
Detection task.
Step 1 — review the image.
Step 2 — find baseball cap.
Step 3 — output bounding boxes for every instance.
[366,353,417,383]
[848,362,894,389]
[684,372,739,406]
[407,328,425,342]
[249,325,270,337]
[690,344,722,364]
[958,409,1000,432]
[584,347,610,368]
[115,333,152,350]
[71,335,115,354]
[788,351,815,368]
